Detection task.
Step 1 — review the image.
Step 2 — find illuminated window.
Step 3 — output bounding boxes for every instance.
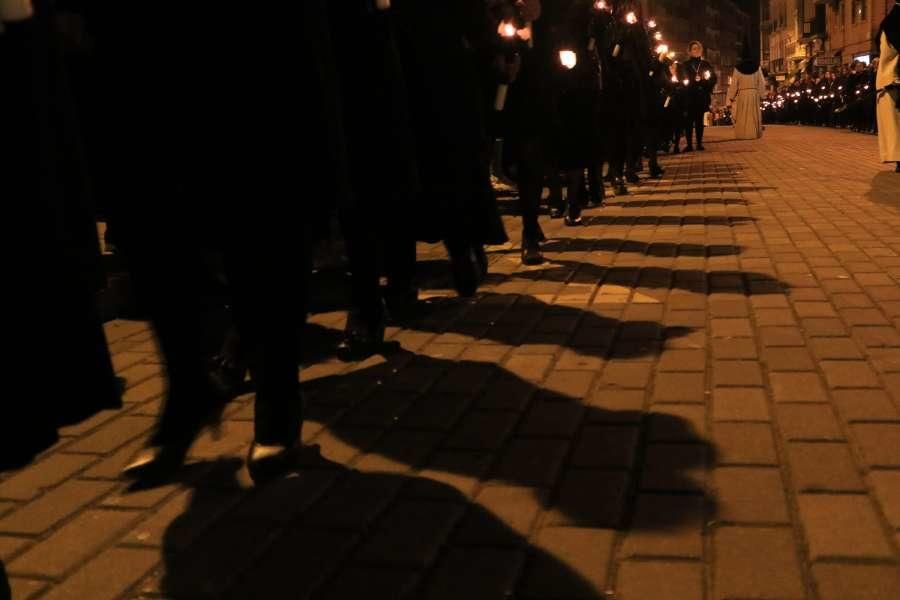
[851,0,865,23]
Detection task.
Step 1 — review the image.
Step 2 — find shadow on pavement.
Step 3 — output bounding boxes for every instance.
[138,320,715,599]
[866,171,900,209]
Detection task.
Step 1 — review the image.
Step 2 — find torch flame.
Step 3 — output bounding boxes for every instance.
[559,50,578,70]
[499,21,516,38]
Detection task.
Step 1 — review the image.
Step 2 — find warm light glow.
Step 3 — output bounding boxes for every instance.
[668,51,676,59]
[499,21,516,38]
[516,25,532,42]
[671,74,679,83]
[594,0,609,11]
[626,11,637,24]
[683,78,690,86]
[656,44,669,55]
[559,50,577,69]
[654,31,663,41]
[703,70,711,80]
[648,19,657,28]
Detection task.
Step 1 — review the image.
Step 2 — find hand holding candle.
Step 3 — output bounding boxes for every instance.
[559,50,577,70]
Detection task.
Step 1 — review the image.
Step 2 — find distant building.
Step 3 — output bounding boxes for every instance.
[764,0,894,80]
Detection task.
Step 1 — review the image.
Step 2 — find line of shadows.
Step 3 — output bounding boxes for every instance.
[138,320,715,599]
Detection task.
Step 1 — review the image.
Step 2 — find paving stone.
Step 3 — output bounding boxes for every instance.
[658,350,706,372]
[520,527,615,599]
[653,373,706,403]
[571,426,639,468]
[770,372,828,402]
[713,361,764,387]
[711,338,758,359]
[494,439,569,488]
[424,547,525,600]
[713,388,770,422]
[641,444,707,491]
[8,510,140,579]
[798,494,894,560]
[761,347,816,371]
[322,567,420,600]
[36,547,158,600]
[446,411,519,451]
[615,561,703,600]
[648,405,706,441]
[713,527,805,600]
[821,360,882,388]
[544,470,630,528]
[776,404,844,440]
[517,401,586,437]
[0,480,115,535]
[812,564,900,600]
[410,451,494,500]
[598,362,653,389]
[850,424,900,467]
[0,454,95,501]
[868,470,900,528]
[713,423,778,465]
[355,500,465,568]
[711,318,753,338]
[0,535,28,561]
[8,578,47,600]
[759,326,805,347]
[788,443,865,492]
[712,468,790,524]
[832,389,900,421]
[619,494,704,558]
[455,486,545,545]
[63,416,155,455]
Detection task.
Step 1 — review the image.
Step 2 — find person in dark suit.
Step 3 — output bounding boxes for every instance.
[682,40,716,151]
[1,0,120,471]
[85,2,345,482]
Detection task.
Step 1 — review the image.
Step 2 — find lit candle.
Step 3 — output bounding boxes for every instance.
[656,44,668,56]
[0,0,32,21]
[594,0,609,11]
[654,32,663,41]
[559,50,577,70]
[704,70,711,80]
[494,22,518,112]
[626,11,637,24]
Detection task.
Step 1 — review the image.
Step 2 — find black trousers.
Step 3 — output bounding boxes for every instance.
[686,108,706,146]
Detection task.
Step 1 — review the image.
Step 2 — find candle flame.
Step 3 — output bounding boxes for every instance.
[671,74,678,83]
[648,19,657,28]
[499,21,516,38]
[683,79,690,86]
[656,44,668,55]
[626,11,637,24]
[559,50,578,69]
[594,0,609,11]
[654,31,663,41]
[704,70,711,80]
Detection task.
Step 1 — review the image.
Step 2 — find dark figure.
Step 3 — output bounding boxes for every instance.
[682,40,717,151]
[328,1,419,356]
[1,0,120,471]
[89,2,344,482]
[392,0,509,296]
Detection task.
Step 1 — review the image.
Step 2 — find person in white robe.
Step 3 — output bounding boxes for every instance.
[876,2,900,172]
[727,38,766,140]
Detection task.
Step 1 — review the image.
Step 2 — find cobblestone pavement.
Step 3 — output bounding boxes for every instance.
[2,125,900,599]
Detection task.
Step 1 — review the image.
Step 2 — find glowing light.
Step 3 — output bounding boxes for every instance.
[594,0,609,11]
[703,70,711,80]
[671,74,678,83]
[668,51,676,59]
[559,50,577,69]
[683,78,690,86]
[656,44,669,55]
[626,11,637,24]
[648,19,657,28]
[654,31,663,41]
[499,21,516,38]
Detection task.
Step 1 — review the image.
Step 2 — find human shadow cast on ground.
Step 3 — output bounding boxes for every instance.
[485,237,742,258]
[139,321,715,599]
[866,171,900,210]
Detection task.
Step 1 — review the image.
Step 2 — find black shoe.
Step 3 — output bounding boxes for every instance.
[338,306,386,359]
[448,243,482,298]
[247,441,300,484]
[564,214,583,227]
[586,195,604,208]
[614,179,628,196]
[649,165,664,179]
[697,144,706,151]
[684,145,694,152]
[473,244,488,278]
[625,172,640,184]
[896,162,900,173]
[521,239,544,265]
[549,205,565,219]
[121,441,193,482]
